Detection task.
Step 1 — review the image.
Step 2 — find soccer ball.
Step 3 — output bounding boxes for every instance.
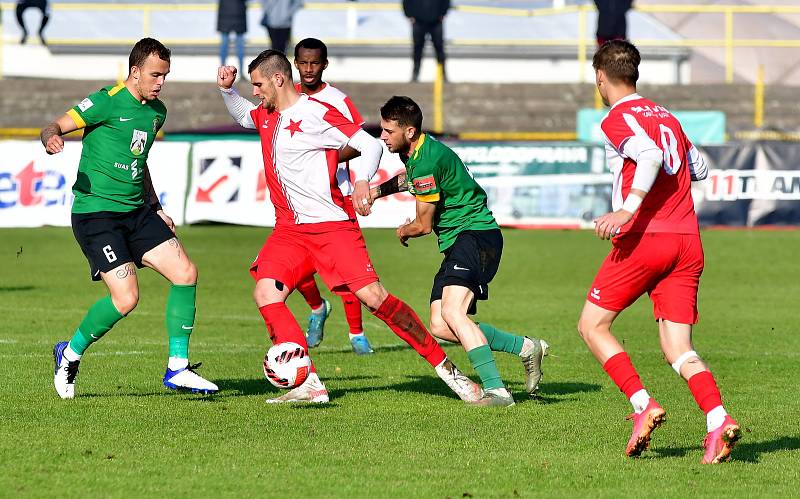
[263,342,311,389]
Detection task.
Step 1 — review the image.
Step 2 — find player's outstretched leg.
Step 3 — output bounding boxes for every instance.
[54,294,125,399]
[258,297,329,404]
[296,276,330,348]
[342,293,373,355]
[478,323,550,395]
[358,284,482,402]
[161,284,218,394]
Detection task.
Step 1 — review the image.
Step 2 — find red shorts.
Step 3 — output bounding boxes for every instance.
[586,232,704,324]
[250,220,378,294]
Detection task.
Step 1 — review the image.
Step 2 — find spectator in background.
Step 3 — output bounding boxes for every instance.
[218,0,248,75]
[403,0,450,82]
[16,0,50,46]
[594,0,633,46]
[260,0,304,54]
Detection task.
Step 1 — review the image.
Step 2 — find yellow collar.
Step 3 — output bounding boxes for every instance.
[411,133,426,160]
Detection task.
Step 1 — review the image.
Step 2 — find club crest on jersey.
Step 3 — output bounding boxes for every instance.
[284,119,303,137]
[412,175,437,193]
[130,129,148,156]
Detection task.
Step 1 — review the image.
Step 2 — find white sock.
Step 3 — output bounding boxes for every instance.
[348,332,364,341]
[706,405,728,432]
[311,304,325,314]
[63,344,81,362]
[168,357,189,371]
[518,337,534,357]
[629,389,651,414]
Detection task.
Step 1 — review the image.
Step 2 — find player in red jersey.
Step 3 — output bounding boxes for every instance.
[289,37,374,355]
[576,41,740,463]
[217,49,483,404]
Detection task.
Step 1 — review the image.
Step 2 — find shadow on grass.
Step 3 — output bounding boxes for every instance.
[0,285,35,292]
[652,435,800,463]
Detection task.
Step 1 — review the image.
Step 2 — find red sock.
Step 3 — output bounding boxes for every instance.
[372,294,445,367]
[341,293,363,333]
[687,371,723,413]
[296,276,323,310]
[602,352,645,398]
[259,303,315,373]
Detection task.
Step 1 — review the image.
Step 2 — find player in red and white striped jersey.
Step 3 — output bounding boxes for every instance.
[576,41,740,463]
[217,50,483,404]
[289,38,374,356]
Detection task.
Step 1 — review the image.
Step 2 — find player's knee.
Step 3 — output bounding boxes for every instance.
[112,290,139,315]
[429,317,450,339]
[577,317,597,341]
[440,303,467,330]
[174,260,198,285]
[356,283,388,311]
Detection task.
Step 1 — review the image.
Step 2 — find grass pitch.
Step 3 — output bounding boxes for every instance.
[1,226,799,497]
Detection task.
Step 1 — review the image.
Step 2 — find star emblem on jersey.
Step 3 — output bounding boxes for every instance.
[284,119,303,137]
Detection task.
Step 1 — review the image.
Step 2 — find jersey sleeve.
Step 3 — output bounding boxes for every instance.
[66,89,112,129]
[409,161,441,203]
[601,111,661,161]
[343,96,365,126]
[319,105,362,149]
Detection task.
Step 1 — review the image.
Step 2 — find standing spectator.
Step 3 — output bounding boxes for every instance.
[403,0,450,82]
[217,0,248,74]
[16,0,50,46]
[260,0,304,54]
[594,0,633,46]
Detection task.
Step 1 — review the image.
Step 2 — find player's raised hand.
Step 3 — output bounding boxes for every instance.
[397,218,412,247]
[156,209,176,233]
[217,65,238,89]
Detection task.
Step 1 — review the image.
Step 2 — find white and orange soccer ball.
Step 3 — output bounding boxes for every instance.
[263,342,311,389]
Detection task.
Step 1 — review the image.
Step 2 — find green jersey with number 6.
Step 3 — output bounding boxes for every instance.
[67,83,166,213]
[405,133,499,252]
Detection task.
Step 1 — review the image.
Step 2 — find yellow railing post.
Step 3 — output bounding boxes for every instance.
[754,64,764,128]
[578,6,588,82]
[0,16,4,81]
[143,5,151,37]
[725,7,734,83]
[433,63,444,134]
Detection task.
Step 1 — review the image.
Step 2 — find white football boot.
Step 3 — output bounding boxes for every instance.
[53,341,79,399]
[163,362,218,394]
[435,358,484,402]
[520,337,550,395]
[266,372,329,404]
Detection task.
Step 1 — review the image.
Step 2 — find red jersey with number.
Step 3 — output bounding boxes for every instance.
[600,93,699,235]
[251,94,361,226]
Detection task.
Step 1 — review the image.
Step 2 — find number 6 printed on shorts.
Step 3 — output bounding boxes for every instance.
[102,244,118,263]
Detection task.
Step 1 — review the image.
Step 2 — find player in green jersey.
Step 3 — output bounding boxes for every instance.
[41,38,218,398]
[371,96,550,406]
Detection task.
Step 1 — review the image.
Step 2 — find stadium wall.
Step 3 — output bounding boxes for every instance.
[2,139,799,229]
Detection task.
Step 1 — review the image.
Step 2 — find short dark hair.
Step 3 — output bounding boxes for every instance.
[248,49,292,77]
[294,38,328,61]
[592,40,640,86]
[129,38,170,70]
[380,96,423,130]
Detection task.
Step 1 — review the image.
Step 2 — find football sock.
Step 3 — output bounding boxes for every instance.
[259,303,315,372]
[687,371,726,430]
[602,352,648,413]
[467,344,505,390]
[165,284,196,360]
[168,357,189,371]
[341,293,363,333]
[706,406,729,432]
[372,294,446,367]
[348,332,365,340]
[478,323,525,355]
[296,276,324,310]
[68,295,124,356]
[629,389,651,414]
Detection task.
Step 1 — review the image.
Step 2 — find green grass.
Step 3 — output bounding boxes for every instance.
[1,227,799,497]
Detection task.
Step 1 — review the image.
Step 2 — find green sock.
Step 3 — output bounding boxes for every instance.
[166,284,196,359]
[467,344,505,390]
[68,295,124,355]
[479,323,525,355]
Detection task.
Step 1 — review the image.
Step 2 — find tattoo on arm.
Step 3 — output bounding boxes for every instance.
[373,172,408,199]
[40,123,61,147]
[115,263,136,280]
